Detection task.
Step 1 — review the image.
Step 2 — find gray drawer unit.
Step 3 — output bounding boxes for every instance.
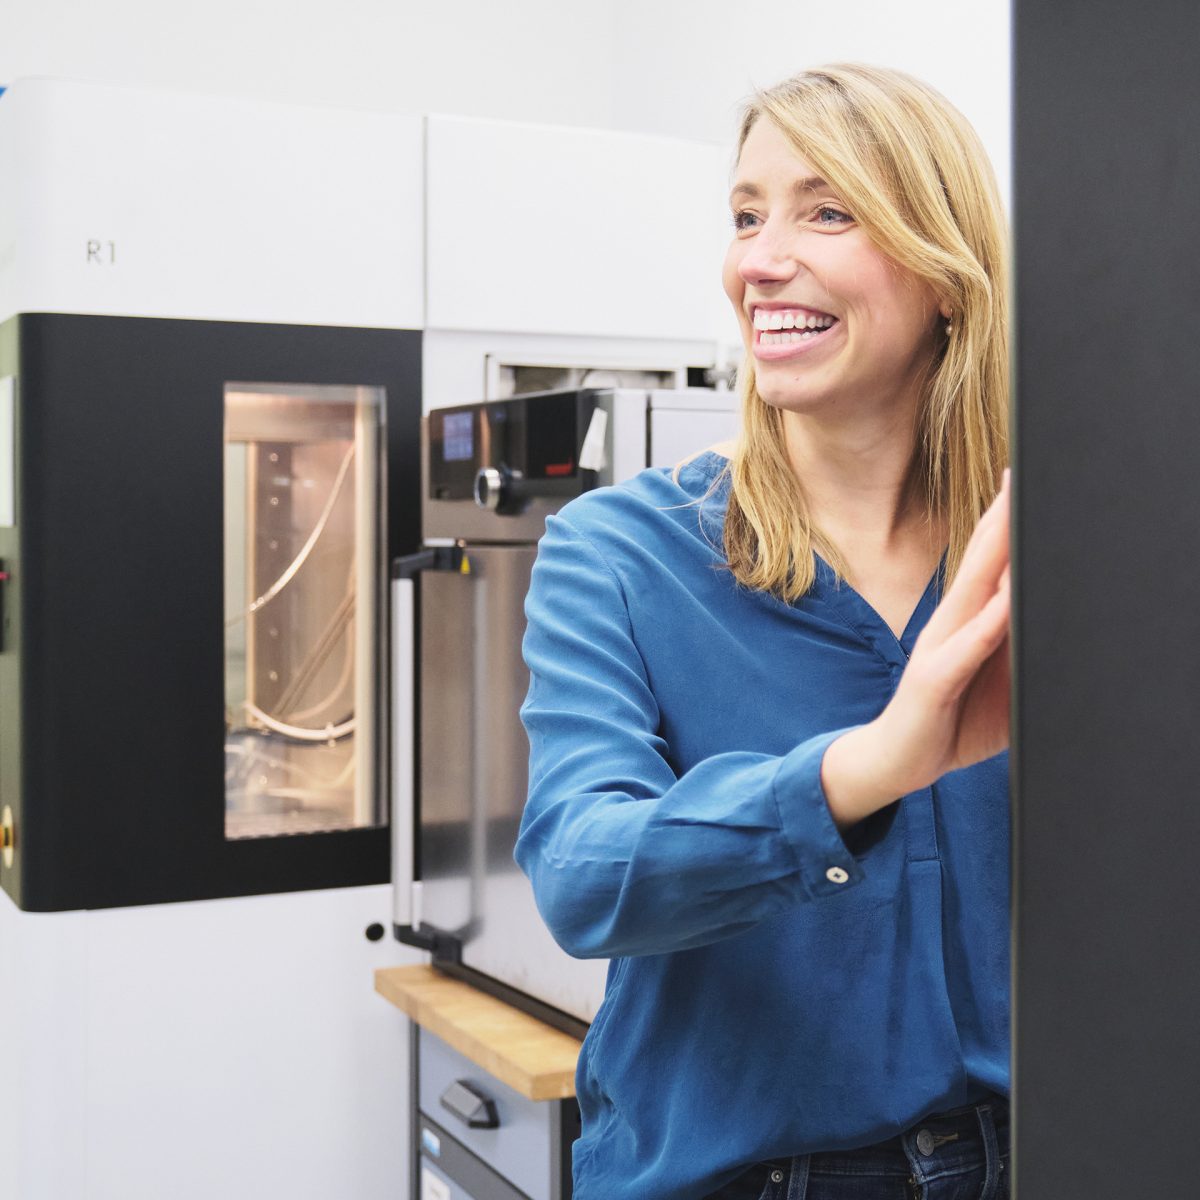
[414,1027,579,1200]
[417,1118,529,1200]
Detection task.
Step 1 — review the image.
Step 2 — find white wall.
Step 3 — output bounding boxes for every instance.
[608,0,1012,203]
[0,0,1010,199]
[0,0,619,127]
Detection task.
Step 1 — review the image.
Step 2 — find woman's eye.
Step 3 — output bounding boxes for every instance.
[815,205,853,226]
[730,207,850,232]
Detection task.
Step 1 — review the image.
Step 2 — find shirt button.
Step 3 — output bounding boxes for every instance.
[826,866,849,884]
[769,1169,785,1184]
[916,1128,936,1156]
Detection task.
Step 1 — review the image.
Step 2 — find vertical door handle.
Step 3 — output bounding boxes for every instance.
[390,546,467,935]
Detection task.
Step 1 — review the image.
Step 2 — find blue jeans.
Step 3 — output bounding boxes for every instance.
[703,1096,1009,1199]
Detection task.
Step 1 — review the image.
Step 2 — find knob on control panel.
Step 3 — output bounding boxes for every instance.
[472,465,532,515]
[473,466,503,511]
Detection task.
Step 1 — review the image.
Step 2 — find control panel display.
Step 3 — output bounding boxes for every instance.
[442,411,474,462]
[427,392,597,505]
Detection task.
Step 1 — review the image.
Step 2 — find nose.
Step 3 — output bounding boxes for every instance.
[737,221,799,287]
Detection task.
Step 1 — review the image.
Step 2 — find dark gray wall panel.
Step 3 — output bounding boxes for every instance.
[1014,2,1200,1196]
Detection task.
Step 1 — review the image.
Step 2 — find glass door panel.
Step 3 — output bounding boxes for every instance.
[223,383,383,839]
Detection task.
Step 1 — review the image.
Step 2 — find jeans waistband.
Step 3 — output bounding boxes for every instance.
[804,1095,1009,1171]
[884,1095,1007,1146]
[925,1093,1009,1123]
[704,1099,1010,1199]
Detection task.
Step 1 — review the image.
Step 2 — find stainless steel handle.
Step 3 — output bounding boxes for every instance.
[391,575,418,928]
[391,545,469,936]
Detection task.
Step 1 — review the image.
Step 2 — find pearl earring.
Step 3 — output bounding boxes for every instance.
[945,315,954,336]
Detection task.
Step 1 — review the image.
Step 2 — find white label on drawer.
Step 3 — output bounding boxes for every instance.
[421,1167,451,1200]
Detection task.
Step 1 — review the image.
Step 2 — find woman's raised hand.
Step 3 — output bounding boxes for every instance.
[875,467,1011,790]
[820,470,1011,830]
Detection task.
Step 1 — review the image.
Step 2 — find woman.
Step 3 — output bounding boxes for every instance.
[516,63,1011,1200]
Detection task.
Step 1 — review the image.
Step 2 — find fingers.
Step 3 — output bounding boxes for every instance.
[955,628,1012,764]
[925,563,1011,702]
[924,470,1010,642]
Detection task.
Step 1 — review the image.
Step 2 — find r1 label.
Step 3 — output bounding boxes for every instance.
[86,239,116,264]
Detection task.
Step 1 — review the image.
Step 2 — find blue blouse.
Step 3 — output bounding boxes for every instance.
[515,451,1010,1200]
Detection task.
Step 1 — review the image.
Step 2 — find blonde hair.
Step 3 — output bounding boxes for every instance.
[719,63,1010,601]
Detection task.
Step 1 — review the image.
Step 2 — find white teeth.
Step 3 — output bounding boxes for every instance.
[752,307,836,334]
[760,330,826,345]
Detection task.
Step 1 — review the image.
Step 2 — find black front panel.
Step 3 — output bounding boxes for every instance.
[1015,4,1200,1194]
[427,391,597,502]
[0,313,420,910]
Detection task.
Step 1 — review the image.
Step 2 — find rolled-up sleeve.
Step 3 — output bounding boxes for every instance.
[514,511,866,960]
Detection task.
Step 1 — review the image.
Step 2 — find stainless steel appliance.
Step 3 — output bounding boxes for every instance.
[391,387,739,1032]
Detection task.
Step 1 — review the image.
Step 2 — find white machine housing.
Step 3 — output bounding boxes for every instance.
[0,77,425,1200]
[0,76,424,327]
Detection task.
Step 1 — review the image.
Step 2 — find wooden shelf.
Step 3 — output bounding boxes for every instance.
[375,963,582,1101]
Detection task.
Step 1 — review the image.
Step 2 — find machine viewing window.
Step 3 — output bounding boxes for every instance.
[223,383,383,840]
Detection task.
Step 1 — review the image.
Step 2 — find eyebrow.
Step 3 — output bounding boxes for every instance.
[728,176,832,204]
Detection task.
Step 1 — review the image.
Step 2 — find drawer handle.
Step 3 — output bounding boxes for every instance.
[439,1080,500,1130]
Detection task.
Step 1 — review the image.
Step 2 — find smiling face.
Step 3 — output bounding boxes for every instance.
[722,117,949,419]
